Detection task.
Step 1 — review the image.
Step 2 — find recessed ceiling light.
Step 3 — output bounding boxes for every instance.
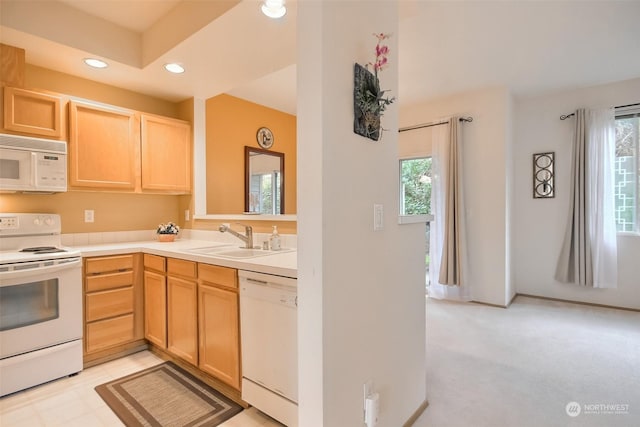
[261,0,286,19]
[84,58,108,69]
[164,63,185,74]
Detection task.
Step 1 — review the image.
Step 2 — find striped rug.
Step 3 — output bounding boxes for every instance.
[95,362,243,427]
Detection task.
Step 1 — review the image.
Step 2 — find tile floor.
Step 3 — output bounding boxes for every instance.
[0,351,284,427]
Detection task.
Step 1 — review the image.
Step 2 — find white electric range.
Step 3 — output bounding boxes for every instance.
[0,213,83,397]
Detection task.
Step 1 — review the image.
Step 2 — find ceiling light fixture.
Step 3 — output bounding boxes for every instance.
[164,63,185,74]
[261,0,286,19]
[83,58,108,69]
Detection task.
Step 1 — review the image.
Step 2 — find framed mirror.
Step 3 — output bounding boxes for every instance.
[245,146,285,214]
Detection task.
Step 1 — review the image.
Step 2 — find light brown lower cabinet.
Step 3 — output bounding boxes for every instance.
[83,254,143,359]
[142,255,241,390]
[198,282,240,389]
[143,269,167,348]
[167,275,198,366]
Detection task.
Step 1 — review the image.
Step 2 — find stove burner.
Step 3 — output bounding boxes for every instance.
[20,246,67,254]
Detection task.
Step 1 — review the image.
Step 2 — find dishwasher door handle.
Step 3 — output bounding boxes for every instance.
[245,277,268,285]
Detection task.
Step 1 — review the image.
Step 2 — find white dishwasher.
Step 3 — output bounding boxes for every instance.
[239,270,298,427]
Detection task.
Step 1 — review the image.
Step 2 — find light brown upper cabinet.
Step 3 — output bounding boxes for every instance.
[141,114,191,193]
[68,100,140,191]
[68,101,192,194]
[3,87,64,139]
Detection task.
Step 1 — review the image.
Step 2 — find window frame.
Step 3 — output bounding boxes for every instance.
[614,105,640,235]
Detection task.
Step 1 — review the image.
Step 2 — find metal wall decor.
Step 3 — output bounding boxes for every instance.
[533,152,555,198]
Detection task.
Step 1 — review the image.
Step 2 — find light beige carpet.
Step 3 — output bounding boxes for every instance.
[414,296,640,427]
[95,362,242,427]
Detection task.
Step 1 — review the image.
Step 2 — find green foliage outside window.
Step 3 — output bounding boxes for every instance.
[401,157,432,215]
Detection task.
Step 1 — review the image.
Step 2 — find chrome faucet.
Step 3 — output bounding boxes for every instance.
[219,223,253,248]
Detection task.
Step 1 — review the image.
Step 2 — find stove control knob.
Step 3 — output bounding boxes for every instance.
[44,217,54,226]
[33,218,42,226]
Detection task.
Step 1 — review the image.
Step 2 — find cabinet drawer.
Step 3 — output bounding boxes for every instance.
[198,264,237,289]
[167,258,197,279]
[86,287,134,322]
[86,255,134,274]
[86,271,133,292]
[144,254,166,272]
[85,314,134,353]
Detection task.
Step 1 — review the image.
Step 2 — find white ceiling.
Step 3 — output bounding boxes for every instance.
[1,0,639,116]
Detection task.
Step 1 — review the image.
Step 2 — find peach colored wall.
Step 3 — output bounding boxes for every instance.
[2,65,183,233]
[0,192,181,233]
[25,64,179,117]
[206,94,297,214]
[3,68,298,235]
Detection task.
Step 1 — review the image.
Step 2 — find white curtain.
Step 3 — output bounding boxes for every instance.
[429,118,470,301]
[555,108,618,288]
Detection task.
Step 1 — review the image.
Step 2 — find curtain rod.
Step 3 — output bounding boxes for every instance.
[398,116,473,133]
[559,102,640,120]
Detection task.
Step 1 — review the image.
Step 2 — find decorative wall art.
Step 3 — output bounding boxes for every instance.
[533,152,555,198]
[353,33,395,141]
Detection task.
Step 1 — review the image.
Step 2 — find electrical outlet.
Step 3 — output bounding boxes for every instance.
[365,393,380,427]
[363,380,373,419]
[84,210,94,223]
[184,209,190,221]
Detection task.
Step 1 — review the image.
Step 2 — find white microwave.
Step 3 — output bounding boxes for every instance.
[0,134,68,193]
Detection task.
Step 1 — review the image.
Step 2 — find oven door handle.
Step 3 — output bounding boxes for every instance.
[0,258,81,282]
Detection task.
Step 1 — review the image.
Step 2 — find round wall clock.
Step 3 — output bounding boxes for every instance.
[256,127,274,149]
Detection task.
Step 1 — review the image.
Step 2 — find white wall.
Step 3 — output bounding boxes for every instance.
[400,87,513,306]
[298,2,427,426]
[514,77,640,310]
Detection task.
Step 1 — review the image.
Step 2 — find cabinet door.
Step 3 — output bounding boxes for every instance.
[167,276,198,365]
[3,87,62,138]
[141,114,191,193]
[198,284,240,389]
[69,100,140,190]
[144,270,167,348]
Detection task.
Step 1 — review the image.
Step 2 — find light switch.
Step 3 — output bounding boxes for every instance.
[84,210,94,223]
[373,204,383,231]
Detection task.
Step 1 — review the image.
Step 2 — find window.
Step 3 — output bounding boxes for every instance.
[399,157,433,286]
[400,157,432,215]
[614,108,640,233]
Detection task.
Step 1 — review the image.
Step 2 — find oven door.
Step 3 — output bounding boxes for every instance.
[0,258,82,359]
[0,147,33,191]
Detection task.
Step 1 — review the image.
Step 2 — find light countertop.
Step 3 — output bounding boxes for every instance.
[71,238,297,279]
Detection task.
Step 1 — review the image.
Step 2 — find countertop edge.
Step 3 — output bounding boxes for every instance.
[72,240,297,279]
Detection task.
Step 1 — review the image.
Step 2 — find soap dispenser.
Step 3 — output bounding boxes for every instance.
[269,225,281,251]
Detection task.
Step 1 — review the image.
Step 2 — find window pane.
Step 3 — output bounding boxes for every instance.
[614,117,639,232]
[400,157,432,215]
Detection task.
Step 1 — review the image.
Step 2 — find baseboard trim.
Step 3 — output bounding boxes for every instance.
[403,399,429,427]
[471,300,508,309]
[516,293,640,313]
[507,292,518,307]
[83,340,148,368]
